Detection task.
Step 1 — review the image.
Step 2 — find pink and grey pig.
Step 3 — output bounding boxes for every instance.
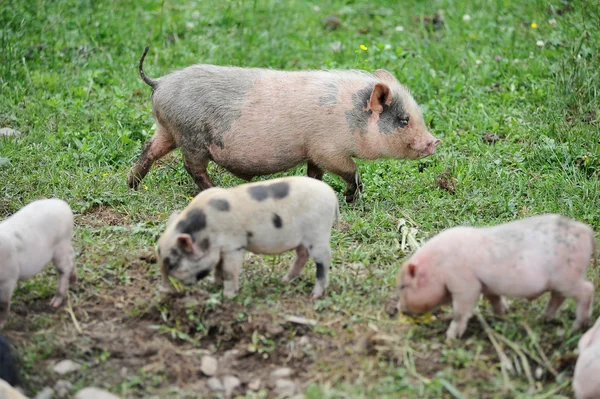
[573,316,600,399]
[156,176,338,299]
[128,47,440,202]
[386,214,597,341]
[0,199,76,328]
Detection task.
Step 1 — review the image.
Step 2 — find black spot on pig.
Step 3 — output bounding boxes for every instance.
[247,231,253,238]
[345,83,373,135]
[269,182,290,199]
[13,232,23,242]
[309,244,314,250]
[377,97,409,134]
[209,198,230,211]
[248,185,269,201]
[163,257,176,272]
[176,209,207,235]
[199,238,210,251]
[316,262,325,280]
[318,83,339,106]
[272,214,283,228]
[0,334,18,387]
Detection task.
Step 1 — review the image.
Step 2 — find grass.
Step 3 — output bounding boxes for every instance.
[1,0,599,397]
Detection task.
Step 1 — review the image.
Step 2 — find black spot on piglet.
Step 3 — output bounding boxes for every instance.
[272,213,283,228]
[199,238,210,251]
[209,198,230,211]
[176,209,206,235]
[248,185,269,201]
[269,182,290,199]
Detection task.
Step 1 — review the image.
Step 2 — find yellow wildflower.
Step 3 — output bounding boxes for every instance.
[143,185,149,190]
[531,22,537,29]
[188,196,194,200]
[102,173,108,177]
[359,44,368,51]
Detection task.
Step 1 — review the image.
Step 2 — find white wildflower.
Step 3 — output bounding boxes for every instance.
[462,14,471,22]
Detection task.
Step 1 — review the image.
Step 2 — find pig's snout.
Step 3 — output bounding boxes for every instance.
[409,136,441,157]
[425,138,441,155]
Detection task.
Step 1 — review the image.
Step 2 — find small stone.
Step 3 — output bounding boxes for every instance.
[74,387,120,399]
[271,367,293,379]
[248,378,261,391]
[207,377,224,391]
[535,366,544,380]
[274,379,297,396]
[462,14,471,22]
[222,375,241,396]
[34,387,54,399]
[299,336,310,346]
[54,380,72,398]
[0,128,21,137]
[536,40,545,47]
[200,355,218,376]
[52,360,82,375]
[482,132,500,144]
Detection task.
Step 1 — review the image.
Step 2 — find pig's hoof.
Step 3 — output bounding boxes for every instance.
[282,274,294,283]
[126,174,140,189]
[223,291,237,299]
[311,287,325,299]
[50,296,64,308]
[344,193,356,203]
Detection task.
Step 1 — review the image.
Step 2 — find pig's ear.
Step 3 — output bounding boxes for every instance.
[176,234,194,254]
[407,263,417,279]
[375,69,398,84]
[368,83,392,114]
[167,211,182,227]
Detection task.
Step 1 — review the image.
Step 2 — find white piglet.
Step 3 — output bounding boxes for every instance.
[573,316,600,399]
[0,199,76,327]
[157,176,339,299]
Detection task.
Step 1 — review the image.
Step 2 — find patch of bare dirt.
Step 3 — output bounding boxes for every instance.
[77,206,126,227]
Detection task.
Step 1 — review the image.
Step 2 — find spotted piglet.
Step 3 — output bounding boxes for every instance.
[156,176,339,299]
[0,199,76,328]
[573,316,600,399]
[386,214,597,341]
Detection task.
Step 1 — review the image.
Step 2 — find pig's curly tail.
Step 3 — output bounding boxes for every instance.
[139,46,158,89]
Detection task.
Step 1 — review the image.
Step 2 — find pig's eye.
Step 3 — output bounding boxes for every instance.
[398,116,409,128]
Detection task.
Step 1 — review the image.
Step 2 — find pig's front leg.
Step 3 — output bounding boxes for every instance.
[446,290,481,341]
[317,156,363,202]
[0,280,17,328]
[307,161,324,180]
[212,258,224,286]
[541,291,566,321]
[221,250,243,299]
[50,242,76,308]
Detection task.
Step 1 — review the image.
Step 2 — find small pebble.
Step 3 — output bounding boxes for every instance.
[248,378,261,391]
[271,367,293,379]
[207,377,224,391]
[222,375,241,396]
[74,387,120,399]
[274,379,297,396]
[52,360,82,375]
[34,387,55,399]
[54,380,72,398]
[200,355,218,376]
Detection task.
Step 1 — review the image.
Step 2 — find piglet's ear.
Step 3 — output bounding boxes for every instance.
[368,83,392,114]
[408,263,417,279]
[176,234,194,254]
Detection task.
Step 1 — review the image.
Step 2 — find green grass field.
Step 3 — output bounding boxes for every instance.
[1,0,599,398]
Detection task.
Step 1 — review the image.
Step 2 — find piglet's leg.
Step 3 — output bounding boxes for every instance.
[282,245,309,283]
[221,251,243,299]
[309,245,331,299]
[572,281,594,331]
[446,290,481,341]
[0,280,16,329]
[541,291,566,321]
[212,259,224,286]
[485,294,507,316]
[50,242,76,308]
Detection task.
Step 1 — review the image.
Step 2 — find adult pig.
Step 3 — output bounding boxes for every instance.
[0,199,76,328]
[573,316,600,399]
[156,176,338,299]
[128,47,440,202]
[386,214,597,341]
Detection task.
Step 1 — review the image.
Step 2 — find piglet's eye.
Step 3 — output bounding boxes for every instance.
[398,116,409,128]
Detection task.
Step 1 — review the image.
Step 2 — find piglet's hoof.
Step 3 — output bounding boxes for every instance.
[50,296,64,308]
[311,287,325,299]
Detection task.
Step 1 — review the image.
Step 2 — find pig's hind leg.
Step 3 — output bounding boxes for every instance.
[308,244,331,299]
[307,161,324,180]
[541,291,566,321]
[570,281,594,331]
[50,241,76,308]
[182,148,215,192]
[127,124,176,189]
[0,280,17,328]
[485,294,508,316]
[282,245,309,283]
